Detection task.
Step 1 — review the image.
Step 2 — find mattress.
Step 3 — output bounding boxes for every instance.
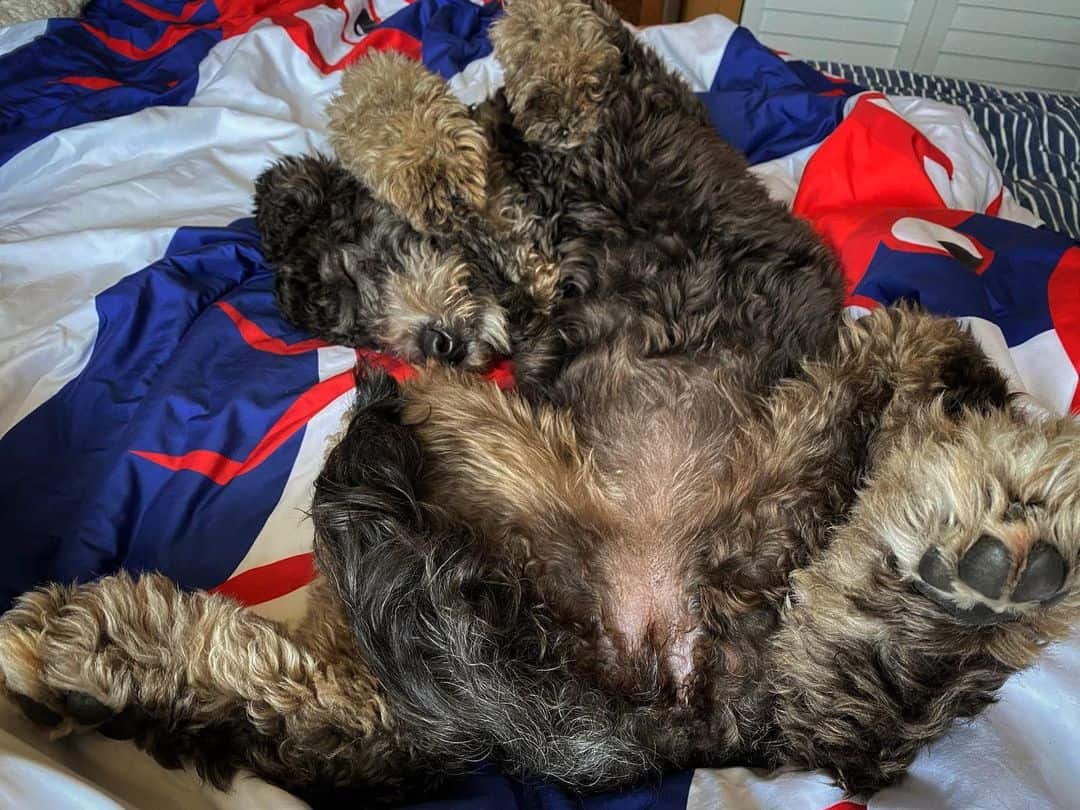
[0,2,1078,809]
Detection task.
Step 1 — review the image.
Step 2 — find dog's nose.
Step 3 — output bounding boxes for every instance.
[421,326,467,365]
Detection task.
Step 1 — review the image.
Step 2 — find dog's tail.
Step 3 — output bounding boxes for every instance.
[312,367,657,790]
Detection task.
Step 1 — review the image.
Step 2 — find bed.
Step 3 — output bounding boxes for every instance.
[1,1,1078,808]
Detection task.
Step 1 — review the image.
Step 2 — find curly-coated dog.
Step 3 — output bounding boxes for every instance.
[2,1,1079,807]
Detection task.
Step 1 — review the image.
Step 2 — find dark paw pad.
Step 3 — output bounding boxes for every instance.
[98,705,149,741]
[915,536,1070,626]
[957,535,1011,599]
[14,693,62,727]
[1012,542,1067,603]
[917,547,953,592]
[64,692,114,726]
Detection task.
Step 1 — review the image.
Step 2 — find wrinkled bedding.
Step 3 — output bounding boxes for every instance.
[812,60,1080,241]
[1,2,1078,808]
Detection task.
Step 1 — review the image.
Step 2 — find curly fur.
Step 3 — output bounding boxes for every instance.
[0,0,84,26]
[254,152,556,370]
[3,0,1079,804]
[305,0,1080,793]
[327,51,493,235]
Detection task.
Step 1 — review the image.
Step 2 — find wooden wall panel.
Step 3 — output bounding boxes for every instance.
[680,0,744,23]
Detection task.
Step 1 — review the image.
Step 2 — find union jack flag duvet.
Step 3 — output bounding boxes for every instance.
[0,1,1078,808]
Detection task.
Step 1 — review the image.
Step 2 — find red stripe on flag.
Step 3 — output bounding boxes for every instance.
[123,0,205,23]
[81,21,199,59]
[131,368,357,484]
[822,802,866,810]
[210,552,316,606]
[845,293,881,311]
[216,302,329,355]
[54,76,123,90]
[486,358,516,390]
[275,20,421,74]
[356,347,416,382]
[1046,246,1080,413]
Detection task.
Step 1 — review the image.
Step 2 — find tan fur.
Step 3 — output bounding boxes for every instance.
[0,572,413,792]
[329,50,491,234]
[3,0,1079,798]
[377,243,511,369]
[490,0,620,148]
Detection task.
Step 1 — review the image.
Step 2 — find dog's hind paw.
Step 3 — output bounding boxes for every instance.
[0,581,127,736]
[0,573,187,741]
[873,411,1080,628]
[490,0,619,150]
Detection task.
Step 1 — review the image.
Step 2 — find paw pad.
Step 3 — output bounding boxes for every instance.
[915,536,1069,626]
[98,705,147,741]
[64,692,114,726]
[12,690,118,730]
[1013,541,1067,603]
[957,535,1011,599]
[13,694,62,727]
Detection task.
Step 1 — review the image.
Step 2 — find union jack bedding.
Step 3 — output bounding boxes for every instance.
[1,1,1079,808]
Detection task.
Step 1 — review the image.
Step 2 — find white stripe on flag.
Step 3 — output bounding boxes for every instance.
[0,19,46,57]
[635,14,737,94]
[226,346,357,594]
[1006,326,1079,416]
[686,766,846,810]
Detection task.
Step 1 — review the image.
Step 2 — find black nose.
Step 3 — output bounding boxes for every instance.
[421,327,467,364]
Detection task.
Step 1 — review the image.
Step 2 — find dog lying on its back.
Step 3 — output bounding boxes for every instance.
[2,1,1079,806]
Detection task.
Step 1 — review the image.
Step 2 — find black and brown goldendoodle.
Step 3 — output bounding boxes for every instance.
[1,1,1078,807]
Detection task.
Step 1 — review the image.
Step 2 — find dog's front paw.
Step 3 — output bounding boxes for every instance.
[329,51,489,234]
[490,0,618,150]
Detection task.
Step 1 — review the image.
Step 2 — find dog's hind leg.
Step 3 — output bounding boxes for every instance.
[313,367,655,791]
[328,51,491,235]
[761,308,1080,794]
[0,572,419,803]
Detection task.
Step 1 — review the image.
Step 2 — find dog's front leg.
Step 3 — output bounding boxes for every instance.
[328,51,491,235]
[0,572,420,803]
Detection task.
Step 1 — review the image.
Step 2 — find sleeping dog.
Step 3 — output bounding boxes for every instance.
[2,0,1078,805]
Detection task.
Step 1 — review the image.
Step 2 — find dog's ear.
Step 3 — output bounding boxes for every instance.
[312,368,425,572]
[253,154,336,262]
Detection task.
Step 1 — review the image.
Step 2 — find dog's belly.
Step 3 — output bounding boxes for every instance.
[584,388,737,693]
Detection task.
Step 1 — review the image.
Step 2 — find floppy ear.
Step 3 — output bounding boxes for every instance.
[400,367,603,538]
[312,370,425,573]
